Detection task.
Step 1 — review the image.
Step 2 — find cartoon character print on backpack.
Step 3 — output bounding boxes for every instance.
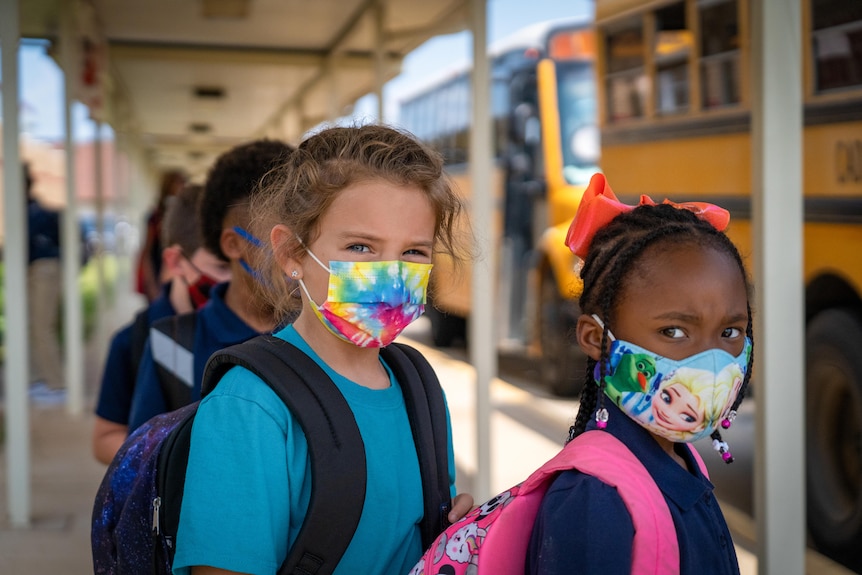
[409,489,516,575]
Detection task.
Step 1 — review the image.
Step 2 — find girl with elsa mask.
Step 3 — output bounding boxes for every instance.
[526,173,754,575]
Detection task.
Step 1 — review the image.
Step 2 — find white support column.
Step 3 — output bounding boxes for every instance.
[469,0,494,502]
[750,1,805,574]
[93,121,107,378]
[373,0,386,122]
[61,3,85,417]
[1,0,31,527]
[113,134,131,294]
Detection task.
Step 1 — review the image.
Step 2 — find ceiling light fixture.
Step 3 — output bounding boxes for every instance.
[189,122,212,134]
[193,86,226,99]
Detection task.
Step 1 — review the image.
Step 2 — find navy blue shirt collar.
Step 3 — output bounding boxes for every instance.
[200,282,262,344]
[147,282,176,321]
[586,400,713,511]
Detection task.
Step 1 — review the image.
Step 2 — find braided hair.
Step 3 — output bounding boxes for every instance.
[568,203,754,458]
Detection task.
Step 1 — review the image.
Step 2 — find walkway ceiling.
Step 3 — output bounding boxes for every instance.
[19,0,470,178]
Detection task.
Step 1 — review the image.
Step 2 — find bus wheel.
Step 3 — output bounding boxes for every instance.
[539,271,583,397]
[425,304,466,348]
[806,308,862,570]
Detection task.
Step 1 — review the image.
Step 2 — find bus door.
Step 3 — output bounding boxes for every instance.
[501,65,544,345]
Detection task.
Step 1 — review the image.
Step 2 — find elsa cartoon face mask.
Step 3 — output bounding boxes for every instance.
[592,315,751,443]
[298,248,432,348]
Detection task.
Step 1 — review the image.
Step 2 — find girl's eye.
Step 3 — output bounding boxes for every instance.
[661,327,686,339]
[660,390,671,404]
[681,413,695,423]
[722,327,742,338]
[347,244,371,253]
[404,248,431,258]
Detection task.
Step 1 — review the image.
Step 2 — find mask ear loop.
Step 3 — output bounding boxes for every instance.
[295,235,333,274]
[590,314,614,430]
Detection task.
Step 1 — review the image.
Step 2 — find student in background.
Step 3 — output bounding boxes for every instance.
[25,163,65,403]
[127,139,295,432]
[136,169,186,302]
[92,183,231,464]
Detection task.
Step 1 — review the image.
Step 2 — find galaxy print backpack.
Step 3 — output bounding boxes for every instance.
[408,430,708,575]
[92,335,451,575]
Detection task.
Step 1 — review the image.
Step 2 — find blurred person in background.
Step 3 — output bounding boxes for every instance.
[136,169,186,302]
[25,163,65,403]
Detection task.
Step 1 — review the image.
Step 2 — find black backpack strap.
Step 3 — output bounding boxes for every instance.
[150,312,198,411]
[154,402,202,573]
[129,307,151,382]
[380,342,452,548]
[201,335,367,575]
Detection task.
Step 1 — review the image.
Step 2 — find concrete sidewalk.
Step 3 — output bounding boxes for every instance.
[0,405,106,574]
[0,295,856,574]
[0,279,143,575]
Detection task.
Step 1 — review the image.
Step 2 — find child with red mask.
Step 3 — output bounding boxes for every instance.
[92,183,231,464]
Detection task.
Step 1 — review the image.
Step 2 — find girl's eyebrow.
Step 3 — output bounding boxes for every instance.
[653,311,748,324]
[724,312,749,324]
[337,231,379,242]
[653,311,701,323]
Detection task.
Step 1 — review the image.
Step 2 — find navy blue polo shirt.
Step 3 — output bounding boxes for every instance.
[127,282,262,432]
[94,284,175,424]
[526,401,740,575]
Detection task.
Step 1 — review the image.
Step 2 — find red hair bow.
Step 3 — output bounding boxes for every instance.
[565,173,731,259]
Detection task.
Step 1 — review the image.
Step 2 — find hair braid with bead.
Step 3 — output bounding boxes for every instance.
[567,203,754,461]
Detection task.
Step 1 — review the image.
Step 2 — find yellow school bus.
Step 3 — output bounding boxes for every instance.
[594,0,862,569]
[399,17,598,395]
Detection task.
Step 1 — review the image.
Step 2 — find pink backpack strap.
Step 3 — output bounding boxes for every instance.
[522,430,680,575]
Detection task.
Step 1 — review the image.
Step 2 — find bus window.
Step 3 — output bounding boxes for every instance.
[605,16,647,121]
[699,0,740,109]
[557,62,598,185]
[811,0,862,92]
[654,2,691,116]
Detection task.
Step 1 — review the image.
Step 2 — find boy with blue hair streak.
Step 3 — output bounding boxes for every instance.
[128,139,295,432]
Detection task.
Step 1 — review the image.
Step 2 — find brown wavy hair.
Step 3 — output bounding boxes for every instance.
[249,123,470,320]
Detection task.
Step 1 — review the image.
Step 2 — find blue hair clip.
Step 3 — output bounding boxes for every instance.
[239,258,265,281]
[233,225,264,248]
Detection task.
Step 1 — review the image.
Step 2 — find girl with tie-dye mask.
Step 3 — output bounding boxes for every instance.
[172,125,475,575]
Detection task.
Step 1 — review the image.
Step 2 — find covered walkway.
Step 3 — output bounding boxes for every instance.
[1,1,816,574]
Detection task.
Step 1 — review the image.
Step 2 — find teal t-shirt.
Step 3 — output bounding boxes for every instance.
[173,325,457,575]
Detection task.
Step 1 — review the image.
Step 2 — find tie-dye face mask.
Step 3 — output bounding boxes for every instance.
[298,248,432,348]
[592,315,751,443]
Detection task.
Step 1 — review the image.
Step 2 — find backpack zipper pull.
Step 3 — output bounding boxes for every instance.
[152,497,161,535]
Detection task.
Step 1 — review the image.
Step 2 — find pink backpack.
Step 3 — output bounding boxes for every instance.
[408,430,708,575]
